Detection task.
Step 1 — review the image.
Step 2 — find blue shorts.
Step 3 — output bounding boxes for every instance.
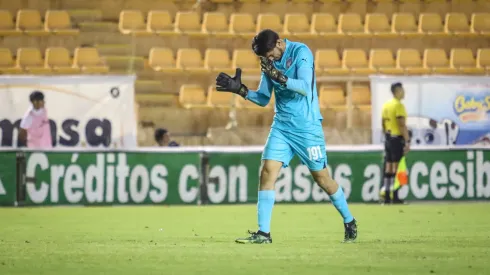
[262,125,327,171]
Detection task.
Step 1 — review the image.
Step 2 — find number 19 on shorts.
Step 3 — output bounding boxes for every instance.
[307,146,323,161]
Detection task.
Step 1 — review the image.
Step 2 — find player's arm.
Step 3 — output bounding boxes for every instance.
[396,104,410,148]
[283,48,314,97]
[245,73,273,107]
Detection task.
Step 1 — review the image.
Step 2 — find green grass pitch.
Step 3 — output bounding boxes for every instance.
[0,203,489,275]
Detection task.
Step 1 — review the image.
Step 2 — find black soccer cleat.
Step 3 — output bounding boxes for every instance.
[343,218,358,243]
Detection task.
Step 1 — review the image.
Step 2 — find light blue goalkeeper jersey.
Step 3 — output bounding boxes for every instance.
[245,39,323,132]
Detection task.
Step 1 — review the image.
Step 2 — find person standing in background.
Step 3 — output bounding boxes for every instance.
[19,91,53,149]
[154,128,180,147]
[380,83,410,204]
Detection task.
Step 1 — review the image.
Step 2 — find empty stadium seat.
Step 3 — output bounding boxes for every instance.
[369,49,403,74]
[445,13,473,36]
[392,13,420,37]
[342,49,376,75]
[0,48,22,74]
[17,48,51,74]
[365,13,394,37]
[315,49,349,75]
[202,12,232,38]
[232,50,260,74]
[477,48,490,73]
[119,10,148,35]
[338,13,366,37]
[16,10,48,35]
[311,13,339,37]
[149,47,181,73]
[257,14,283,34]
[423,48,458,74]
[450,48,484,74]
[45,47,80,74]
[284,14,315,39]
[179,84,208,108]
[471,13,490,35]
[73,47,109,74]
[229,13,255,38]
[204,49,233,74]
[418,13,446,36]
[207,86,238,108]
[352,85,371,106]
[175,12,205,37]
[0,10,21,36]
[396,49,431,74]
[45,10,79,35]
[319,86,346,109]
[176,48,208,74]
[147,10,175,36]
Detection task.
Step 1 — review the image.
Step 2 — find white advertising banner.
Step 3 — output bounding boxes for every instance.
[370,75,490,146]
[0,75,137,148]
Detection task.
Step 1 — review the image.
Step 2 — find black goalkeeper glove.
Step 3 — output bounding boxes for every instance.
[215,68,248,98]
[260,57,288,87]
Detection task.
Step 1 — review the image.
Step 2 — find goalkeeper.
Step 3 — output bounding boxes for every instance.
[215,29,358,244]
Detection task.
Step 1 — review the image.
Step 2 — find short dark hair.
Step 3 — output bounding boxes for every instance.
[154,128,168,142]
[390,82,403,94]
[252,29,279,57]
[29,91,44,102]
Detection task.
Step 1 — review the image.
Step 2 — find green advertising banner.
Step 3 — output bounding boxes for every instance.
[23,151,201,206]
[0,151,17,206]
[207,149,490,203]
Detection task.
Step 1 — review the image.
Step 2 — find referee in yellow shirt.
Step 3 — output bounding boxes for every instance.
[381,82,410,204]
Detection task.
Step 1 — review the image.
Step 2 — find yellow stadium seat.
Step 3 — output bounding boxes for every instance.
[147,10,175,36]
[45,10,79,35]
[423,48,458,74]
[207,86,238,108]
[257,14,283,34]
[315,49,349,75]
[204,48,234,75]
[179,84,208,108]
[369,49,403,74]
[229,13,255,38]
[477,48,490,73]
[17,48,51,74]
[471,13,490,35]
[232,49,260,75]
[0,48,22,74]
[365,13,395,37]
[342,49,376,75]
[284,13,315,39]
[149,47,181,73]
[396,49,431,74]
[311,13,340,38]
[16,10,48,35]
[45,47,80,74]
[450,48,485,74]
[176,48,208,74]
[338,13,367,37]
[319,86,346,110]
[351,85,371,107]
[0,10,21,36]
[392,13,421,37]
[202,12,232,38]
[445,13,474,36]
[418,13,446,36]
[73,47,109,74]
[119,10,147,35]
[175,12,205,37]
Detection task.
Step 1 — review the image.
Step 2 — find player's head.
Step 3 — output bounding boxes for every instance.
[252,29,285,61]
[29,90,45,110]
[390,82,404,99]
[154,128,170,146]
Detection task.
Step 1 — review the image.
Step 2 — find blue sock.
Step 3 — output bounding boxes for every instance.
[257,190,275,233]
[329,187,354,223]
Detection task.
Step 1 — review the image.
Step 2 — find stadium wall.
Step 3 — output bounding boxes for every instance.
[0,146,489,206]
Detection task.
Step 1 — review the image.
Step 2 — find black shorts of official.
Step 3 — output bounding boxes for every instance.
[384,135,405,163]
